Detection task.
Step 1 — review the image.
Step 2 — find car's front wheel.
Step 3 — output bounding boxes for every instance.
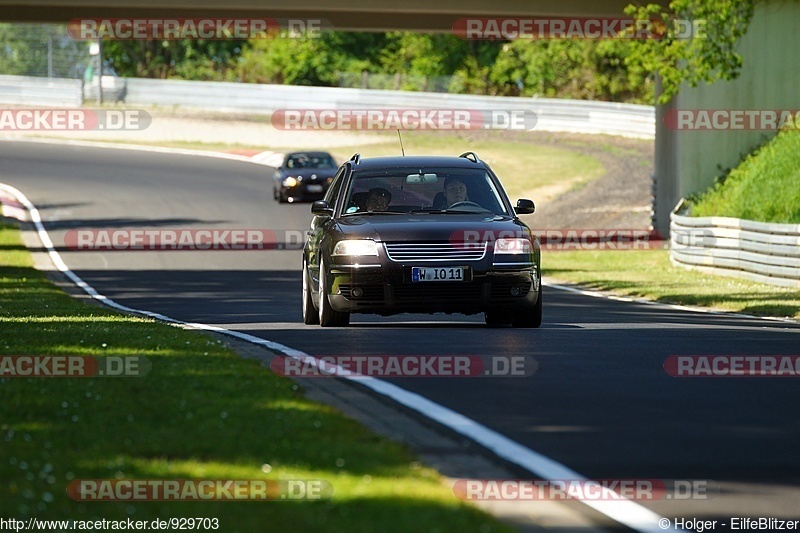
[512,289,542,328]
[318,258,350,327]
[301,257,319,325]
[484,309,512,327]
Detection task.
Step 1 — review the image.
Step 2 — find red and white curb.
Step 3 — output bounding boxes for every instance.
[251,150,284,167]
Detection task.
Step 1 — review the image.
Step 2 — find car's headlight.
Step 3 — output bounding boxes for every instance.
[495,238,532,254]
[283,176,298,187]
[332,240,379,257]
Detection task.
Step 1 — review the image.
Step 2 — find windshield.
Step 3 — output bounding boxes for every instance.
[342,167,510,216]
[285,153,336,169]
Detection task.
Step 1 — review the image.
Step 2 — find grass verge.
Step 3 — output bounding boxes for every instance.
[691,128,800,223]
[545,249,800,319]
[0,220,508,531]
[331,132,605,201]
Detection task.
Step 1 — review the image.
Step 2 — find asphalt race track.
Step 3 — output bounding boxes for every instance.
[3,140,799,528]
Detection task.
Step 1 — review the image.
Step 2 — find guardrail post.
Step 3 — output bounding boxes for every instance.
[653,75,678,238]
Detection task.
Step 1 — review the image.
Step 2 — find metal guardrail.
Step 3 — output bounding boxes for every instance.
[0,75,655,138]
[122,78,656,139]
[0,75,83,107]
[670,199,800,288]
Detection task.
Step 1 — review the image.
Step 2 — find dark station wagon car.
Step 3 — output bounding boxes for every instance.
[273,151,338,203]
[301,152,542,327]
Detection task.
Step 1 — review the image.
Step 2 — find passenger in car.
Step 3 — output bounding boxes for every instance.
[366,187,392,211]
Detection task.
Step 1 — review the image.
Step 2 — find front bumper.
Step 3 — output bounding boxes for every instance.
[281,183,328,202]
[326,261,540,315]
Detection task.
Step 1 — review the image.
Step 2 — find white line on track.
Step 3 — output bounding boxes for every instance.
[1,181,684,533]
[543,278,798,325]
[0,137,276,167]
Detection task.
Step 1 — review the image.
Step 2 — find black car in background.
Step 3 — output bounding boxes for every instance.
[302,152,541,327]
[273,151,338,203]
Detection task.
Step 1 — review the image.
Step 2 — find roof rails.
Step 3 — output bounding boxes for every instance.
[349,153,361,165]
[459,152,481,163]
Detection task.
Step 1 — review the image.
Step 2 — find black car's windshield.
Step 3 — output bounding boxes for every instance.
[285,153,336,169]
[342,167,510,216]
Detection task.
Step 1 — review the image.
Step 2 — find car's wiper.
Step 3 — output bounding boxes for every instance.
[341,210,405,216]
[408,208,446,214]
[443,208,494,214]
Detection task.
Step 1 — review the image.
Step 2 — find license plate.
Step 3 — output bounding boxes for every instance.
[306,184,324,193]
[412,267,465,282]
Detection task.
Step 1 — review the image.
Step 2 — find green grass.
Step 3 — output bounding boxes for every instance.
[691,128,800,223]
[545,249,800,319]
[332,132,605,200]
[0,221,508,531]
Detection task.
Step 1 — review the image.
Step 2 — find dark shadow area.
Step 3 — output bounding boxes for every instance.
[41,217,229,230]
[34,202,91,210]
[0,243,30,252]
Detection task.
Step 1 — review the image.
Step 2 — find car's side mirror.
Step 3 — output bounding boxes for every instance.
[311,200,334,216]
[515,199,535,215]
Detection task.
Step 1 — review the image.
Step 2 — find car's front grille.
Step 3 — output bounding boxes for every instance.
[394,282,483,302]
[385,242,487,262]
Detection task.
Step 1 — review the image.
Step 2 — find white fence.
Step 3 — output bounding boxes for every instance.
[670,199,800,288]
[0,75,83,107]
[122,78,655,139]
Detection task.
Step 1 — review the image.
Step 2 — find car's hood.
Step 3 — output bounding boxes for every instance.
[335,213,533,243]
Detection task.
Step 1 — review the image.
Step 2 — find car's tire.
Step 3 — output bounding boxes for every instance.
[278,190,288,204]
[512,289,542,328]
[318,258,350,327]
[273,187,278,200]
[301,257,319,325]
[484,309,512,327]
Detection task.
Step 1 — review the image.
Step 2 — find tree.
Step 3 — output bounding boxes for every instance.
[0,23,89,78]
[102,40,245,80]
[624,0,757,103]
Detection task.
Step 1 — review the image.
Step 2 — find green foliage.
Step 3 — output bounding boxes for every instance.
[103,40,245,80]
[691,128,800,223]
[235,33,387,86]
[0,23,88,78]
[91,29,655,102]
[486,39,653,103]
[624,0,757,103]
[235,32,652,102]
